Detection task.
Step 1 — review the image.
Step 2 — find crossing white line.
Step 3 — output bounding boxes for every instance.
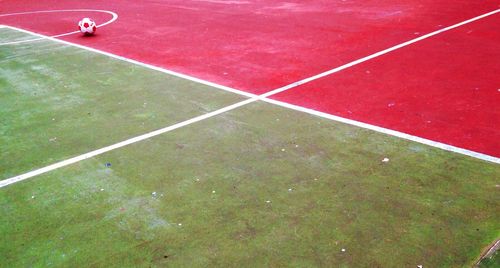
[1,9,498,188]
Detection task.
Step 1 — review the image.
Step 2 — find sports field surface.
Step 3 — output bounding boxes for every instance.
[1,1,499,267]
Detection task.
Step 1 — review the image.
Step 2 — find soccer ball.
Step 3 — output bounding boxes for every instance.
[78,18,96,35]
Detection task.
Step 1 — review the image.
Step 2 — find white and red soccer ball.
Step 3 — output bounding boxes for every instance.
[78,18,96,35]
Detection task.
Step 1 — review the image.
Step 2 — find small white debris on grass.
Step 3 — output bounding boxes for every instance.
[196,178,200,182]
[100,188,104,191]
[417,265,423,268]
[31,195,35,199]
[281,148,286,152]
[212,190,216,194]
[266,200,271,203]
[341,248,346,252]
[178,223,182,226]
[295,145,299,148]
[49,137,57,142]
[382,157,390,163]
[52,118,55,121]
[152,192,157,196]
[288,188,293,192]
[314,178,318,181]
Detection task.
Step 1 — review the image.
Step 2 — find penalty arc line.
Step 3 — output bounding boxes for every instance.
[1,9,499,188]
[0,9,118,46]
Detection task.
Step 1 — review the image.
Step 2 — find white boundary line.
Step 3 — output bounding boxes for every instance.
[1,9,499,188]
[262,8,500,97]
[261,98,500,163]
[1,25,256,98]
[0,9,118,46]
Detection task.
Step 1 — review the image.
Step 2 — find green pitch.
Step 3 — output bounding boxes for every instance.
[478,251,499,267]
[1,28,499,267]
[0,28,245,180]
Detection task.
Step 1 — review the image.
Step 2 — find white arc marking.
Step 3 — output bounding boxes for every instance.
[0,9,118,46]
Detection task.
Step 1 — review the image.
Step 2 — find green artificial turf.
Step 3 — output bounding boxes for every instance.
[1,101,499,267]
[0,28,245,180]
[1,28,499,267]
[478,250,499,268]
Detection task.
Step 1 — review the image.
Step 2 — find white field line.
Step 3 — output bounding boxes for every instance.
[0,9,118,46]
[0,99,256,188]
[2,25,256,98]
[262,8,500,97]
[1,9,499,188]
[261,98,500,164]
